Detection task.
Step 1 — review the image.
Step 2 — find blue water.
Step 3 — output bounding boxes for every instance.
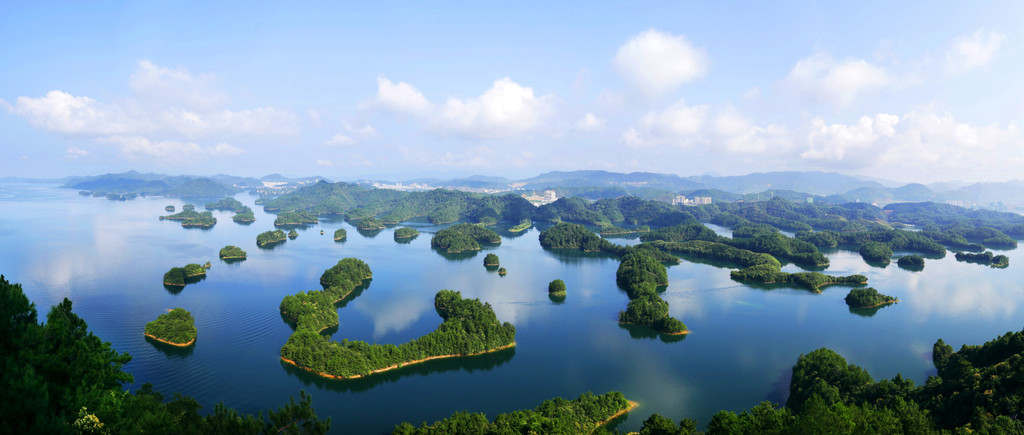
[1,182,1022,433]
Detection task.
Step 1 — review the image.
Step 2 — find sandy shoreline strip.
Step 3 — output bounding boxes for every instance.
[281,342,516,380]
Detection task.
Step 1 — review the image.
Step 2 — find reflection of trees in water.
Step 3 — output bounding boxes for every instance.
[356,228,383,238]
[617,323,688,344]
[432,247,480,261]
[221,257,246,266]
[279,346,516,393]
[256,240,285,250]
[541,248,618,265]
[848,303,894,318]
[145,335,196,358]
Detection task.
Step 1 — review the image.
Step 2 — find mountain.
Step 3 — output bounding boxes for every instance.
[521,170,704,190]
[63,171,240,197]
[688,171,886,196]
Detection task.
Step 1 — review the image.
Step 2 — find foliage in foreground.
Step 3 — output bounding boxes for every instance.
[0,274,330,434]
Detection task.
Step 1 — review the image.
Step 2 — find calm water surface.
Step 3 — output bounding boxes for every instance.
[1,183,1022,433]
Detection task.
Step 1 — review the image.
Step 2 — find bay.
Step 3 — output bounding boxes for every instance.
[1,182,1022,433]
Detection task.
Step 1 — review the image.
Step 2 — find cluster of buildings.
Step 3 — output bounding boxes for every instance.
[672,195,712,206]
[523,190,558,205]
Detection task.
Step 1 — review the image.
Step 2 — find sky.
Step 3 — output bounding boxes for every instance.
[2,1,1023,183]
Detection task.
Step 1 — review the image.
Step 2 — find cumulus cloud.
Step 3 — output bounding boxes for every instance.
[434,77,554,139]
[316,159,333,166]
[5,60,298,162]
[325,133,354,146]
[66,146,89,158]
[713,110,789,153]
[614,29,709,98]
[325,120,377,146]
[360,76,432,115]
[946,29,1005,75]
[98,135,243,162]
[801,110,1021,178]
[574,113,606,132]
[620,99,709,148]
[785,53,890,106]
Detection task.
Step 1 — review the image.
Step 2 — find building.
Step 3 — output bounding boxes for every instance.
[672,195,711,206]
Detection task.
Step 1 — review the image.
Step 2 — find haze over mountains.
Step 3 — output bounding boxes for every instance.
[5,169,1018,212]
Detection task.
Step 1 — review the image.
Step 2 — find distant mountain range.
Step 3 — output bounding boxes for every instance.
[4,169,1021,210]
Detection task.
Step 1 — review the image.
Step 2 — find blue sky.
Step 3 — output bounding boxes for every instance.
[2,1,1022,182]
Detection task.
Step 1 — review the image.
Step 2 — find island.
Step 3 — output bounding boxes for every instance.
[497,267,507,276]
[205,197,245,212]
[355,217,385,230]
[616,251,688,335]
[182,204,195,211]
[393,227,419,240]
[844,287,898,308]
[257,229,287,247]
[859,241,893,264]
[162,263,207,287]
[483,253,500,267]
[333,228,347,241]
[219,245,246,260]
[548,279,566,297]
[955,251,1010,268]
[392,391,634,434]
[897,254,925,270]
[280,288,516,380]
[164,205,175,212]
[274,210,318,226]
[600,224,650,235]
[508,218,532,233]
[279,258,373,332]
[159,209,218,229]
[430,223,501,253]
[144,308,197,346]
[231,206,255,223]
[288,229,298,239]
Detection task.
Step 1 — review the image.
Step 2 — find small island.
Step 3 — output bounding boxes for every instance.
[219,245,247,260]
[231,206,255,223]
[955,251,1010,268]
[275,210,318,226]
[508,218,532,233]
[859,241,893,264]
[257,229,287,247]
[144,308,197,347]
[163,263,207,287]
[355,217,385,230]
[288,229,299,239]
[182,204,195,211]
[333,228,347,241]
[165,205,175,212]
[599,225,650,235]
[431,223,502,253]
[483,253,500,267]
[498,267,507,276]
[844,287,898,308]
[548,279,566,297]
[159,209,218,229]
[897,255,925,270]
[205,197,245,212]
[393,227,419,240]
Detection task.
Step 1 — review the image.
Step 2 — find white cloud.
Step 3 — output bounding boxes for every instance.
[800,110,1021,179]
[574,113,605,132]
[5,60,299,162]
[620,99,709,148]
[614,29,709,98]
[325,133,354,146]
[98,136,243,162]
[433,77,555,139]
[713,110,789,153]
[785,53,890,106]
[66,146,89,158]
[946,29,1005,74]
[316,159,333,166]
[359,76,432,115]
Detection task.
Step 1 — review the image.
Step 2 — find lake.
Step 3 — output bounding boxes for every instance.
[2,182,1022,433]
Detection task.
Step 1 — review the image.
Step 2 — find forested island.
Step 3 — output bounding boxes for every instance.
[356,217,386,230]
[144,308,197,346]
[497,267,507,276]
[164,205,174,212]
[288,229,298,239]
[182,204,195,211]
[334,228,347,241]
[218,245,247,260]
[162,263,207,287]
[159,209,217,229]
[844,287,898,308]
[394,227,419,240]
[430,223,501,253]
[274,210,318,226]
[232,206,255,223]
[955,251,1010,268]
[279,258,373,333]
[280,285,516,380]
[548,279,566,297]
[393,391,634,434]
[897,254,925,270]
[257,229,287,246]
[1,275,330,432]
[205,197,245,212]
[483,253,499,267]
[508,218,532,233]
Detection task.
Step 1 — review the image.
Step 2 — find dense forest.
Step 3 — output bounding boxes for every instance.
[356,216,386,230]
[394,227,419,240]
[844,288,897,308]
[275,210,319,226]
[0,275,331,433]
[219,245,246,259]
[280,287,516,379]
[897,254,925,270]
[955,251,1011,268]
[257,229,287,246]
[483,253,499,267]
[431,223,502,253]
[159,209,217,229]
[334,228,347,241]
[548,279,567,296]
[205,197,246,212]
[232,206,255,223]
[279,258,372,333]
[144,307,197,345]
[162,263,207,287]
[393,391,631,434]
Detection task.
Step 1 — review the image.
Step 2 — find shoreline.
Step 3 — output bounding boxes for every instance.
[219,255,246,259]
[144,333,196,347]
[281,341,516,380]
[619,321,691,335]
[595,400,639,427]
[851,299,900,309]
